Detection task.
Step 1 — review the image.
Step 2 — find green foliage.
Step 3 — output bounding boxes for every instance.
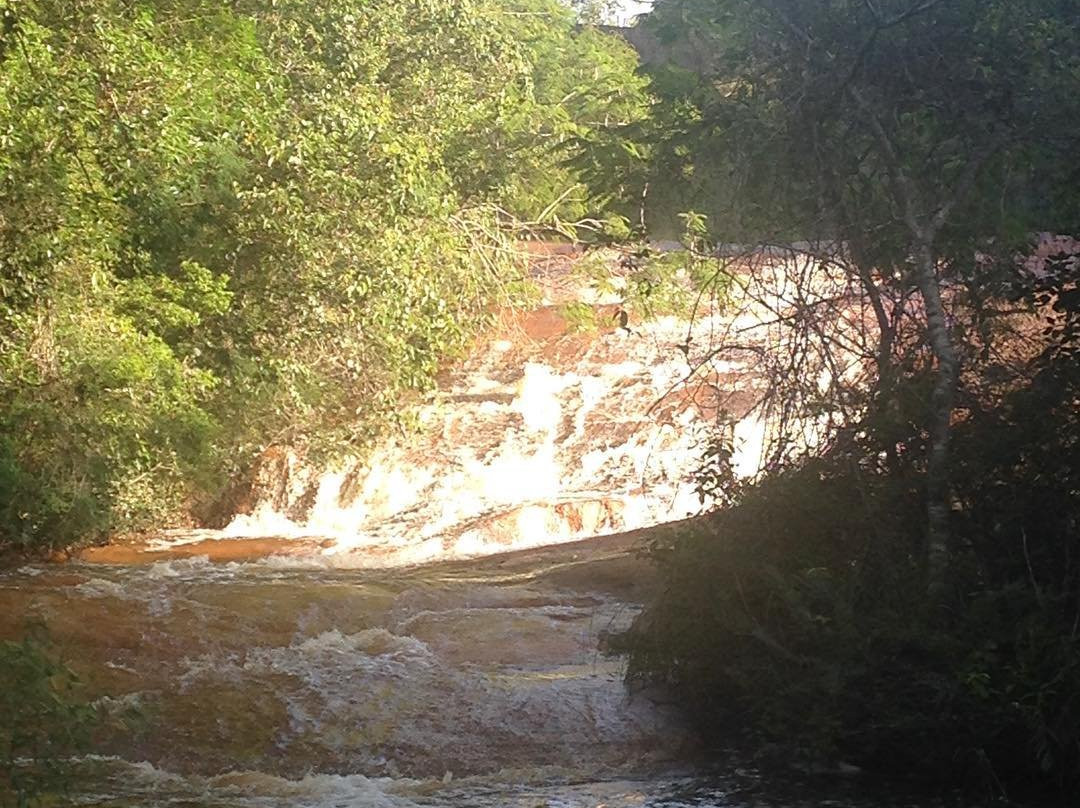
[0,0,646,551]
[558,300,599,333]
[485,1,652,223]
[618,255,1080,799]
[613,0,1080,798]
[572,58,732,239]
[577,211,735,322]
[1,629,97,807]
[614,0,1080,246]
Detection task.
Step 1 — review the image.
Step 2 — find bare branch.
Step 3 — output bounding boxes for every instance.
[847,84,926,239]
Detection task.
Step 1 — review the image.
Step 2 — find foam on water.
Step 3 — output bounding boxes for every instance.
[0,250,902,808]
[117,248,865,573]
[69,757,744,808]
[165,307,772,567]
[73,758,422,807]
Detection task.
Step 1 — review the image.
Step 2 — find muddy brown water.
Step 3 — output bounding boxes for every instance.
[2,530,947,807]
[1,252,948,805]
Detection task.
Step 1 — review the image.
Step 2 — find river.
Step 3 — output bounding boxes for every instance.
[1,251,932,806]
[3,531,940,808]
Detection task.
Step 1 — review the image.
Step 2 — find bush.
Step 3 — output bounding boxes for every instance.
[1,630,97,807]
[617,258,1080,800]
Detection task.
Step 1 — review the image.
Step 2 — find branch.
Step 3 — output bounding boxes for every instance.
[929,135,1006,234]
[847,84,926,239]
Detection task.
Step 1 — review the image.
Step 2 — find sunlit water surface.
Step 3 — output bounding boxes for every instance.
[4,543,943,808]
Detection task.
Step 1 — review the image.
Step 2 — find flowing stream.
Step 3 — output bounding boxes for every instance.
[3,535,935,808]
[5,533,700,806]
[2,251,931,807]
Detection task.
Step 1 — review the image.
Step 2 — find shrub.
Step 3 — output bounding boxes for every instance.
[617,256,1080,800]
[0,630,97,807]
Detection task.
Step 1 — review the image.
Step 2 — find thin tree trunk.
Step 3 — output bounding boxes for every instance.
[912,238,958,597]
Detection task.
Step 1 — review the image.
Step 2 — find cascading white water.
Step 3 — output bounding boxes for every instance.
[0,248,897,808]
[153,250,788,568]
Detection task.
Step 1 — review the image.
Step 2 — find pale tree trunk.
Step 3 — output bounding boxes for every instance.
[846,87,998,599]
[912,238,959,597]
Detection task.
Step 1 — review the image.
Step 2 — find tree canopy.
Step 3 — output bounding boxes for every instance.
[0,0,648,550]
[623,0,1080,587]
[617,1,1080,796]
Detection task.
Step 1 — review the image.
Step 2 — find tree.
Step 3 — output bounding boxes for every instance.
[637,0,1080,594]
[0,0,648,551]
[467,0,651,223]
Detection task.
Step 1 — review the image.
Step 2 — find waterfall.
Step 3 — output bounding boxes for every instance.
[197,255,775,567]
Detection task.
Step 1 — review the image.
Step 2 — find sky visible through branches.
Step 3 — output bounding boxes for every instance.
[613,0,651,24]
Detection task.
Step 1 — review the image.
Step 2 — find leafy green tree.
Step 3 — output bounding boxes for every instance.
[617,1,1080,794]
[474,1,651,223]
[634,0,1080,591]
[0,0,646,551]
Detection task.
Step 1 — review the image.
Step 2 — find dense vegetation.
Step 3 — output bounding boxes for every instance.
[616,0,1080,800]
[0,0,647,553]
[4,0,1080,802]
[1,628,97,806]
[620,284,1080,797]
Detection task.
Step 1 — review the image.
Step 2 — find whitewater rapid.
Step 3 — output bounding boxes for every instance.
[0,247,902,807]
[131,249,787,569]
[4,534,927,807]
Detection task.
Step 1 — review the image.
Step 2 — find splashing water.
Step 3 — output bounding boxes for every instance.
[2,541,934,807]
[0,250,921,807]
[177,298,772,568]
